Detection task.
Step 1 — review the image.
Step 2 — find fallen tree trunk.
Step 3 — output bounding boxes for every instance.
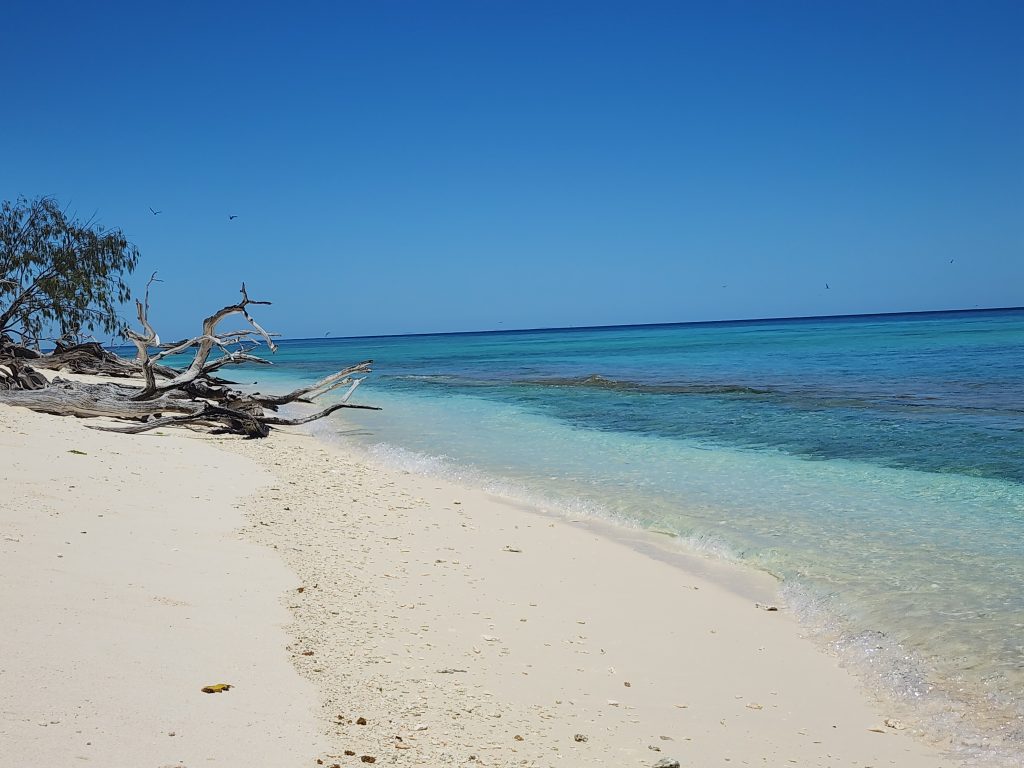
[87,399,380,437]
[0,358,379,438]
[0,378,196,418]
[28,341,179,379]
[0,282,380,437]
[0,335,40,360]
[0,359,48,391]
[0,332,179,381]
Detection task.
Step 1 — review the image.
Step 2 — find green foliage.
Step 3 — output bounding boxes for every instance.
[0,196,139,345]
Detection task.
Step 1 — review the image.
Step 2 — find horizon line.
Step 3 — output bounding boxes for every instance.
[288,304,1024,343]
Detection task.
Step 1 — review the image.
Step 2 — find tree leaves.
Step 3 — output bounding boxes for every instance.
[0,196,139,346]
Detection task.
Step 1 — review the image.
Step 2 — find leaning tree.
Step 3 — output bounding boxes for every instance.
[0,196,139,348]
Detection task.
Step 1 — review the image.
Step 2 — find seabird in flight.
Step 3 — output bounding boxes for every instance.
[149,207,162,215]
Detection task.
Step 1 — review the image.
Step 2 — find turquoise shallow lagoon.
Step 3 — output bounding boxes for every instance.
[246,309,1023,765]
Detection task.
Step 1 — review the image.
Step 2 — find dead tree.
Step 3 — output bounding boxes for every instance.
[0,358,48,391]
[0,283,379,437]
[29,341,179,379]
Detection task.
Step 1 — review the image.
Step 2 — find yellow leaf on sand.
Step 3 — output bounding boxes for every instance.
[201,683,232,693]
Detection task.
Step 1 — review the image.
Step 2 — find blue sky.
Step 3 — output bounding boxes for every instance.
[2,1,1021,339]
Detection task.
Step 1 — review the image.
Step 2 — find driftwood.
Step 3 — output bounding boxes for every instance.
[0,283,379,437]
[0,378,193,418]
[30,341,181,379]
[0,334,40,360]
[0,334,47,390]
[0,358,48,391]
[0,330,181,380]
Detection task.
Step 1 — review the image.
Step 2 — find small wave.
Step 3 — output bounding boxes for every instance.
[365,442,482,484]
[363,442,629,523]
[668,531,742,561]
[359,442,744,563]
[782,581,1024,768]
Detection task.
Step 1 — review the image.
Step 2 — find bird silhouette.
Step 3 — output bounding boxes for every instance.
[228,214,238,220]
[149,207,162,215]
[325,331,331,337]
[825,283,830,289]
[950,259,955,264]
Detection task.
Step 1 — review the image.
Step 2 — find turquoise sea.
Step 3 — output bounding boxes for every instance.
[248,308,1023,766]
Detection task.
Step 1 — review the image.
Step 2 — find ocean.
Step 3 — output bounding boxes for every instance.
[246,308,1023,766]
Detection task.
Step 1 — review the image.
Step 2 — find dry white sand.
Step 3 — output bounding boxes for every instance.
[0,405,322,766]
[1,404,953,767]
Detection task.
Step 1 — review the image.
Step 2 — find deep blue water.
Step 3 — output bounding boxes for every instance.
[240,308,1023,765]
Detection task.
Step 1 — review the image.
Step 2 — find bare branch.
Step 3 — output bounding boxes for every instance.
[250,361,373,406]
[0,282,378,438]
[260,401,382,426]
[200,353,272,374]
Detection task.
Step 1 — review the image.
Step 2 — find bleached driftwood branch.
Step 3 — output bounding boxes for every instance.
[0,282,379,437]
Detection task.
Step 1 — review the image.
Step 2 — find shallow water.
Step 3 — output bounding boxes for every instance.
[244,309,1023,765]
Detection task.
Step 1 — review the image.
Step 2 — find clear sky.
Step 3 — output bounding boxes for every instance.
[2,1,1021,339]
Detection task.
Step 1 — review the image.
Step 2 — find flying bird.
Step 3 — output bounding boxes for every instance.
[228,214,238,220]
[325,331,331,337]
[825,283,830,289]
[149,207,162,215]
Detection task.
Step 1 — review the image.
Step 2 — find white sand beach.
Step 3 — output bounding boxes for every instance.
[1,403,952,767]
[0,405,323,766]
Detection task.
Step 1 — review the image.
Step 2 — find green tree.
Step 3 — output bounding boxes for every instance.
[0,196,139,346]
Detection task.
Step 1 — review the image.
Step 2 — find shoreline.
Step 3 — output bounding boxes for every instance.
[225,425,950,766]
[310,399,1024,766]
[2,404,953,766]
